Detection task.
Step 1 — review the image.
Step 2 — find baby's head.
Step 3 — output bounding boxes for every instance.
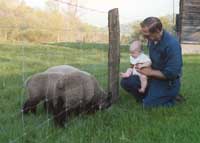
[129,41,143,58]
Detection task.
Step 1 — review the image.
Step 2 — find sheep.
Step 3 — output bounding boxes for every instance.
[22,65,79,114]
[45,65,79,74]
[22,65,112,127]
[52,71,112,127]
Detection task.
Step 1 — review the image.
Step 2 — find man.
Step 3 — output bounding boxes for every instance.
[121,17,183,108]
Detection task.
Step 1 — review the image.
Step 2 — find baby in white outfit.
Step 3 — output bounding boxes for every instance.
[120,41,151,93]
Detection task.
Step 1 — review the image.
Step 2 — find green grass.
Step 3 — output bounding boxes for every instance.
[0,42,200,143]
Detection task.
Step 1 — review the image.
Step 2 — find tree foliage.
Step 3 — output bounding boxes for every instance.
[0,0,107,43]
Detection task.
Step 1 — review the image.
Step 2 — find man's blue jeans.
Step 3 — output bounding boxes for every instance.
[120,75,179,108]
[120,75,146,103]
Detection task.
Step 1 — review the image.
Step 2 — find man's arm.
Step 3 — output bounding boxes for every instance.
[160,42,182,80]
[149,68,167,80]
[136,61,151,68]
[136,67,167,80]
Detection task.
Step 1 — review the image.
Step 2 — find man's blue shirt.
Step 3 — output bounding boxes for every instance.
[148,30,182,80]
[142,30,183,107]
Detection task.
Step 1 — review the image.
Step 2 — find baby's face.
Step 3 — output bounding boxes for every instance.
[130,49,140,58]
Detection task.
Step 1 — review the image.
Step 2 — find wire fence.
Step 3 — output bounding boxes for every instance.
[0,1,115,142]
[0,0,177,142]
[0,43,109,143]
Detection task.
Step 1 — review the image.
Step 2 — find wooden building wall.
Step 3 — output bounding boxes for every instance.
[179,0,200,43]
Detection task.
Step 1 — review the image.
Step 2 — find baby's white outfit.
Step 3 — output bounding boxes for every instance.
[130,53,151,76]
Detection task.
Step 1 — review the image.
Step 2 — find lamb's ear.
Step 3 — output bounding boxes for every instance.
[57,79,65,89]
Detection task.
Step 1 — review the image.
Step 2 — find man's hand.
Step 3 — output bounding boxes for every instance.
[135,66,153,76]
[136,66,167,80]
[136,63,144,69]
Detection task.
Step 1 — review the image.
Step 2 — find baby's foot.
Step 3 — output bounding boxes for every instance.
[138,88,145,93]
[120,73,130,78]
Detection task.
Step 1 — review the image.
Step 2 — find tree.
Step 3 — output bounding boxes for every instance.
[0,0,107,43]
[130,20,143,42]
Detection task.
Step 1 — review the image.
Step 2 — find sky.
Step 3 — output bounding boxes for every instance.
[24,0,180,27]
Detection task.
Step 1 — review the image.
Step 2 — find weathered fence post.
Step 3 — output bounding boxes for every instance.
[108,8,120,103]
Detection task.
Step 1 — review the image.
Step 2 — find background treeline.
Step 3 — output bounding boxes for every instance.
[0,0,174,44]
[0,0,108,43]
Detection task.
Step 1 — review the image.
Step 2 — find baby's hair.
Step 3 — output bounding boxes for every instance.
[129,40,143,52]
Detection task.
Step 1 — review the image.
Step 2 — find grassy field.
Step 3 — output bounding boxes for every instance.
[0,42,200,143]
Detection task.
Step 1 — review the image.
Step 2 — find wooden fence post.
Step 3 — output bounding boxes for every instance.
[108,8,120,103]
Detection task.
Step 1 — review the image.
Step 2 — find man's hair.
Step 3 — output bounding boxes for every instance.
[140,17,163,33]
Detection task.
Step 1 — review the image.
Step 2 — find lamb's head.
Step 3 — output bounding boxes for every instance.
[90,76,112,111]
[96,91,112,110]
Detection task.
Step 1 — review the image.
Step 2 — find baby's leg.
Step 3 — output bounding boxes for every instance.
[138,75,148,93]
[120,68,132,78]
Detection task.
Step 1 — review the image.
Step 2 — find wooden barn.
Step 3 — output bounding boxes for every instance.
[178,0,200,44]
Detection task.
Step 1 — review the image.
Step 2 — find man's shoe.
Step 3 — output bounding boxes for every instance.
[175,94,186,103]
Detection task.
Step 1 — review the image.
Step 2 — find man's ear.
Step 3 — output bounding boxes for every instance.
[57,79,65,89]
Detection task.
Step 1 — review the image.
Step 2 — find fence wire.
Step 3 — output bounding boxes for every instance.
[0,4,112,142]
[0,0,133,142]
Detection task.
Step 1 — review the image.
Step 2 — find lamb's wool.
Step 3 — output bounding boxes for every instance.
[22,65,112,127]
[22,65,81,114]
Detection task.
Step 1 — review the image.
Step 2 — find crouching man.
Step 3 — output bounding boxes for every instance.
[121,17,184,108]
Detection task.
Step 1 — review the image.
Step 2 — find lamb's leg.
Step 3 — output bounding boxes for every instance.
[44,101,53,113]
[44,101,47,111]
[53,111,66,128]
[77,101,97,115]
[30,106,36,114]
[53,96,67,128]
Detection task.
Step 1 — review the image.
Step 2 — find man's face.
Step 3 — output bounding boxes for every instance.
[141,26,162,42]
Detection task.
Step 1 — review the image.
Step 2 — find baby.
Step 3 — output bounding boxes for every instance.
[120,41,151,93]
